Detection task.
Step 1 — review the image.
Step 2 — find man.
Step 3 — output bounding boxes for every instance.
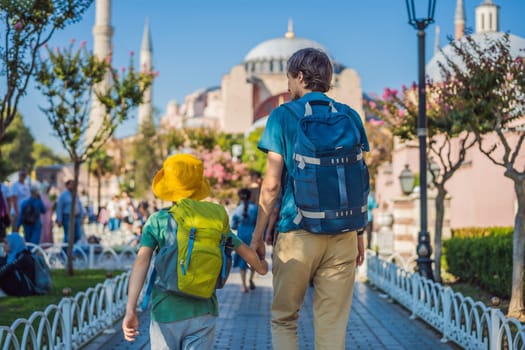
[56,180,85,244]
[9,169,30,231]
[250,48,368,350]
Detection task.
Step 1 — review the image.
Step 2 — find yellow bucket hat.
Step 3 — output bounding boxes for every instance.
[152,154,211,202]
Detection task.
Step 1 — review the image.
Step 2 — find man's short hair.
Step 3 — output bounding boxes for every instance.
[287,48,333,92]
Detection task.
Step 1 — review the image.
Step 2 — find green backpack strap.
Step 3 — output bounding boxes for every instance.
[141,210,178,310]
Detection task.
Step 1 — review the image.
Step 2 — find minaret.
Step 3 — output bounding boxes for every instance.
[138,18,153,128]
[454,0,465,40]
[285,18,295,39]
[88,0,113,144]
[434,25,441,56]
[475,0,499,33]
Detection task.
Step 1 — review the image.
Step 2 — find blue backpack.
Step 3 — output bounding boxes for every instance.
[283,99,370,234]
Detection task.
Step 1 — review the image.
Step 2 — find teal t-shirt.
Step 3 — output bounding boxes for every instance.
[140,206,242,323]
[258,92,370,233]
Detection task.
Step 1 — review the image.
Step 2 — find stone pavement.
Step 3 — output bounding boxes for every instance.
[84,264,457,350]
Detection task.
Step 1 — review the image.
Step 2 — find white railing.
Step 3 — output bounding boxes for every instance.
[0,271,132,350]
[367,252,525,350]
[27,241,139,271]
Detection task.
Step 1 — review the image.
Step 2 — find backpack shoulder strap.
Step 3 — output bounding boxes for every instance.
[141,209,178,310]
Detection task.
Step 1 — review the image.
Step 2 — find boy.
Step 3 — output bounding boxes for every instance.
[122,154,268,349]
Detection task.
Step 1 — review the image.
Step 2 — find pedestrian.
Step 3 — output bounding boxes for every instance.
[250,48,369,349]
[0,233,37,296]
[107,195,121,231]
[367,192,379,250]
[122,154,268,349]
[231,188,258,293]
[17,186,46,245]
[8,169,30,232]
[39,182,55,245]
[56,180,85,244]
[0,181,11,241]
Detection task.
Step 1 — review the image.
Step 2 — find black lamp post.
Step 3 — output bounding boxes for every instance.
[405,0,436,280]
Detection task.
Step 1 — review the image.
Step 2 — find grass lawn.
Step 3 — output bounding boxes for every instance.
[0,269,125,328]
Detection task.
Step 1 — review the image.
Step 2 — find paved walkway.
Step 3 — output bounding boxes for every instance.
[84,265,457,350]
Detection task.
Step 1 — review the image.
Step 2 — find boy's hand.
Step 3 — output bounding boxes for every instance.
[122,310,140,342]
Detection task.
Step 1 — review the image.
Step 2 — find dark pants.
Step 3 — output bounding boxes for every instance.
[62,214,81,244]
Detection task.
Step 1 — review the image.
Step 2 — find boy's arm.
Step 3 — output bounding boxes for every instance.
[123,246,153,342]
[236,243,268,275]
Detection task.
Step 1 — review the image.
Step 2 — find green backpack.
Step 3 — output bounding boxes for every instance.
[153,198,232,300]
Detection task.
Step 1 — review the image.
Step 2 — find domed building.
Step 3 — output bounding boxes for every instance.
[160,20,364,133]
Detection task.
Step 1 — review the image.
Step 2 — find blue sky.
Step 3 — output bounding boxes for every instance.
[16,0,525,154]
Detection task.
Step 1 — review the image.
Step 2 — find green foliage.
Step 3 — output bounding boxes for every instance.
[0,113,34,178]
[451,226,514,238]
[32,142,67,167]
[444,231,513,298]
[0,0,93,143]
[216,132,244,153]
[242,127,266,174]
[35,42,155,162]
[132,119,163,197]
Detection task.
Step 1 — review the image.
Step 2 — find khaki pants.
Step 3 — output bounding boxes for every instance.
[271,229,358,350]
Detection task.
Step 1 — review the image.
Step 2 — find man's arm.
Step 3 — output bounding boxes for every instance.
[122,246,153,342]
[250,151,284,258]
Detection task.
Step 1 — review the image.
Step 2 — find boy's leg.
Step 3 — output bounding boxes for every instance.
[312,232,358,350]
[182,314,216,349]
[150,315,216,350]
[271,229,324,350]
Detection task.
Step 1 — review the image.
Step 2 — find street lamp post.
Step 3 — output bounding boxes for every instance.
[405,0,436,280]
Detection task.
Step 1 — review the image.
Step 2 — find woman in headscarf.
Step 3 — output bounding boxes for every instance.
[0,233,36,296]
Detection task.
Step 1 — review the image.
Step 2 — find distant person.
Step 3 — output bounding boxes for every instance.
[122,154,268,348]
[367,193,379,249]
[0,181,11,241]
[9,169,30,232]
[247,170,262,205]
[0,233,37,296]
[39,182,55,245]
[107,195,121,231]
[231,188,258,293]
[17,186,46,245]
[56,180,85,244]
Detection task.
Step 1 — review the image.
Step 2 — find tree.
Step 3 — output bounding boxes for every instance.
[437,34,525,317]
[132,118,163,197]
[35,42,154,275]
[0,113,35,178]
[32,143,67,167]
[0,0,92,146]
[367,81,477,282]
[89,147,113,213]
[242,127,266,174]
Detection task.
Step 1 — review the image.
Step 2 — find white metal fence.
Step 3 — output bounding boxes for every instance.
[0,271,131,350]
[367,251,525,350]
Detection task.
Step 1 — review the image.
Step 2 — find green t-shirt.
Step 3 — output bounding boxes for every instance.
[140,206,242,323]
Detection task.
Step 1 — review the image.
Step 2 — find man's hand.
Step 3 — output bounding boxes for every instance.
[356,234,365,267]
[250,239,266,261]
[122,310,139,342]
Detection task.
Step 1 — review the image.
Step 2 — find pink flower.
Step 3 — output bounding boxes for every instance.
[153,71,160,77]
[398,109,406,117]
[80,40,87,48]
[70,38,76,44]
[14,21,23,30]
[129,51,134,57]
[121,67,126,73]
[368,101,376,108]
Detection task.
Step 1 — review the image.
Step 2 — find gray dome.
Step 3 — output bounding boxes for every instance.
[427,32,525,82]
[244,36,331,62]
